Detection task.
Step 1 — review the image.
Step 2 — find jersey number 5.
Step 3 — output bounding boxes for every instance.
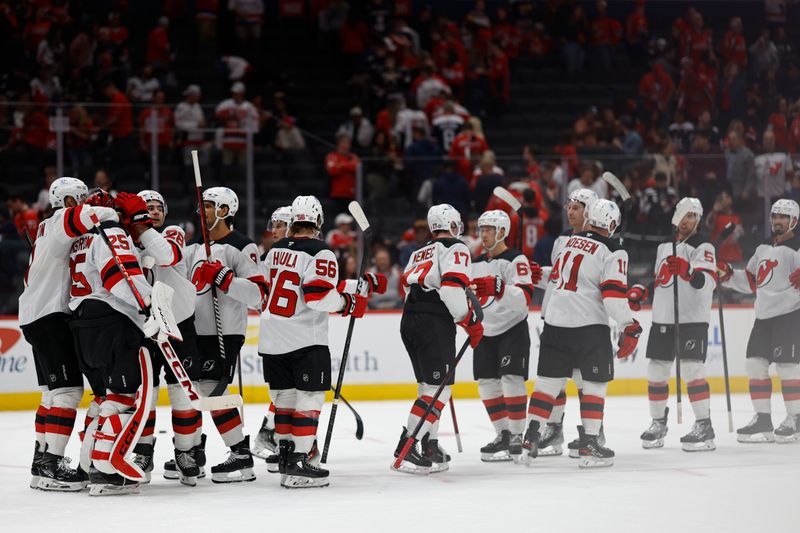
[69,253,91,297]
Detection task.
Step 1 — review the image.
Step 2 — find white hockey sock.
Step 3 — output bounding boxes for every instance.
[35,387,52,449]
[478,379,508,433]
[292,391,324,454]
[45,386,82,456]
[406,384,450,440]
[647,360,672,419]
[501,375,528,434]
[167,383,200,451]
[747,358,772,414]
[548,388,567,424]
[580,381,607,436]
[777,363,800,416]
[273,389,297,443]
[198,380,244,447]
[528,376,564,425]
[266,402,276,429]
[683,361,710,420]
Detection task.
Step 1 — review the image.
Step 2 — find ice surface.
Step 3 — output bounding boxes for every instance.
[1,394,796,533]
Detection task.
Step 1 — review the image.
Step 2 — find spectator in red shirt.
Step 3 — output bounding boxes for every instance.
[448,120,489,180]
[625,0,648,67]
[680,11,712,63]
[325,134,361,213]
[103,12,130,46]
[18,98,51,155]
[101,80,134,166]
[493,5,520,60]
[672,7,697,45]
[639,63,675,113]
[590,0,623,72]
[339,12,369,72]
[767,96,789,150]
[23,8,51,53]
[325,212,356,256]
[488,44,510,104]
[147,17,172,73]
[7,195,40,243]
[719,17,747,68]
[788,106,800,154]
[677,59,714,120]
[705,191,744,263]
[139,89,174,159]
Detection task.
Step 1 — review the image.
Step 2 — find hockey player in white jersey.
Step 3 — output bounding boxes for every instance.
[470,210,535,463]
[523,199,641,468]
[253,205,292,460]
[628,198,718,451]
[259,196,370,488]
[19,178,119,491]
[718,199,800,443]
[538,187,597,457]
[393,204,483,474]
[185,187,268,482]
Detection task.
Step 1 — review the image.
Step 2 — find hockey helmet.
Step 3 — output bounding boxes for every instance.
[269,205,292,238]
[138,189,168,215]
[586,199,621,236]
[671,197,703,228]
[477,209,511,246]
[290,195,324,230]
[49,177,88,208]
[203,187,239,218]
[771,198,800,231]
[427,203,463,237]
[568,188,598,207]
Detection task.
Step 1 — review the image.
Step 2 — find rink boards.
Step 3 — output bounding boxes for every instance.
[0,306,764,410]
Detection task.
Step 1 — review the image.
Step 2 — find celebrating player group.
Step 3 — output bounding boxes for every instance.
[19,166,800,494]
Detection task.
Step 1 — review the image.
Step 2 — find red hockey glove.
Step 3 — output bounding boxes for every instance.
[626,284,649,311]
[666,255,691,281]
[341,292,368,318]
[716,261,733,283]
[458,307,484,349]
[473,276,505,298]
[192,260,234,292]
[362,272,388,294]
[114,192,153,227]
[791,268,800,290]
[528,260,543,285]
[616,319,642,359]
[85,189,115,208]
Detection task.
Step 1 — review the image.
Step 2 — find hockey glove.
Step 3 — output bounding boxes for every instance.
[341,293,368,318]
[114,192,153,227]
[193,260,234,292]
[143,314,160,339]
[716,261,733,283]
[473,276,505,299]
[791,268,800,290]
[528,260,543,285]
[362,272,388,294]
[666,255,691,281]
[85,189,115,208]
[616,319,642,359]
[458,307,484,349]
[626,284,649,311]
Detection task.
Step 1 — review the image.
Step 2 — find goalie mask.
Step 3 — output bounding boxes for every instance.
[138,189,168,215]
[269,205,292,239]
[477,209,510,251]
[771,198,800,233]
[291,195,324,234]
[49,177,89,208]
[586,199,621,236]
[203,187,239,231]
[428,203,463,237]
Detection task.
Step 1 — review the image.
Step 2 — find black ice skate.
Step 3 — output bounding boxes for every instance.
[641,407,669,449]
[539,422,565,457]
[680,418,716,452]
[737,413,775,443]
[87,466,140,496]
[30,441,43,489]
[252,416,277,459]
[164,433,206,480]
[132,440,155,483]
[480,429,512,462]
[37,452,88,492]
[578,435,615,469]
[174,447,200,486]
[282,450,330,489]
[421,435,451,473]
[774,414,800,443]
[522,420,541,465]
[391,428,432,475]
[210,436,256,483]
[509,433,524,463]
[569,425,606,458]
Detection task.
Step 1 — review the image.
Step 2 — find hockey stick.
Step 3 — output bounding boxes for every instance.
[601,172,634,246]
[394,290,483,469]
[449,396,463,453]
[492,186,524,253]
[90,214,242,411]
[339,393,365,440]
[321,201,372,463]
[713,223,737,432]
[671,231,683,425]
[191,150,235,401]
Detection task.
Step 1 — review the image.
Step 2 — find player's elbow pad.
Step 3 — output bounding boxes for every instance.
[440,286,468,322]
[603,296,634,327]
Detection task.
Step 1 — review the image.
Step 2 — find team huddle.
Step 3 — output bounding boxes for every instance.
[19,174,800,494]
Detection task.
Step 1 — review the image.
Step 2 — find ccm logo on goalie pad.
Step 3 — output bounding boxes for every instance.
[160,340,200,402]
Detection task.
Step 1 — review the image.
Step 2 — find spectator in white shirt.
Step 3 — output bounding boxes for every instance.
[175,84,208,164]
[336,107,375,153]
[127,64,161,103]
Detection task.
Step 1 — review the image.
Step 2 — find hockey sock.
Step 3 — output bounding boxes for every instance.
[747,358,772,414]
[273,388,297,443]
[167,383,201,451]
[139,408,157,446]
[478,379,508,433]
[407,384,450,439]
[35,387,51,450]
[580,381,607,436]
[647,359,672,419]
[80,397,102,442]
[292,391,324,454]
[501,375,528,434]
[548,390,567,424]
[572,368,584,389]
[528,376,564,424]
[682,361,710,420]
[45,386,82,456]
[777,363,800,416]
[267,402,276,429]
[211,408,244,448]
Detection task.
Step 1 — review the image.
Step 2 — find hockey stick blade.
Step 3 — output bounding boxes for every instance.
[601,172,630,202]
[717,222,736,244]
[348,201,370,232]
[493,186,521,211]
[191,150,203,187]
[339,394,364,440]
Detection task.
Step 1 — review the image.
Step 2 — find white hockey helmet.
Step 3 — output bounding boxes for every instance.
[138,189,168,215]
[203,187,239,217]
[671,197,703,227]
[586,198,621,236]
[427,203,463,237]
[477,209,511,243]
[269,206,292,237]
[568,188,598,207]
[771,198,800,231]
[290,195,324,230]
[49,177,88,208]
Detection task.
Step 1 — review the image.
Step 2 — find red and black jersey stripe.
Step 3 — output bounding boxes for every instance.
[100,255,142,291]
[441,271,469,288]
[600,280,627,298]
[516,283,534,305]
[746,270,757,293]
[63,206,89,238]
[302,279,335,302]
[166,240,183,266]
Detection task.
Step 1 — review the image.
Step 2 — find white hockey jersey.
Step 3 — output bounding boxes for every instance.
[401,237,472,322]
[472,248,534,336]
[539,229,573,316]
[651,235,716,324]
[68,223,151,330]
[724,233,800,319]
[544,231,634,329]
[185,230,267,336]
[139,225,195,323]
[19,205,118,326]
[259,237,344,355]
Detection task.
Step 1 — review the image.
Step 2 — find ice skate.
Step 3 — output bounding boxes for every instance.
[37,452,88,492]
[680,418,716,452]
[509,433,524,463]
[538,422,564,456]
[282,451,330,489]
[421,435,450,473]
[568,425,585,458]
[131,440,154,483]
[210,436,256,483]
[391,428,432,475]
[30,441,42,489]
[522,420,541,465]
[165,434,207,480]
[480,430,512,462]
[737,414,775,443]
[578,435,615,469]
[87,466,140,496]
[774,414,800,443]
[641,407,669,449]
[252,416,277,460]
[174,448,200,486]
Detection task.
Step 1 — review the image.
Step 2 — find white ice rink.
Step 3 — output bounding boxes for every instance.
[1,394,797,533]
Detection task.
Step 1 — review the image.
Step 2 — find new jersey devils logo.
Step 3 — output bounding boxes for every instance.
[654,259,673,287]
[756,259,778,287]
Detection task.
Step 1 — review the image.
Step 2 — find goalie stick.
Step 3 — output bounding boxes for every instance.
[713,223,737,432]
[321,201,372,463]
[90,214,242,411]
